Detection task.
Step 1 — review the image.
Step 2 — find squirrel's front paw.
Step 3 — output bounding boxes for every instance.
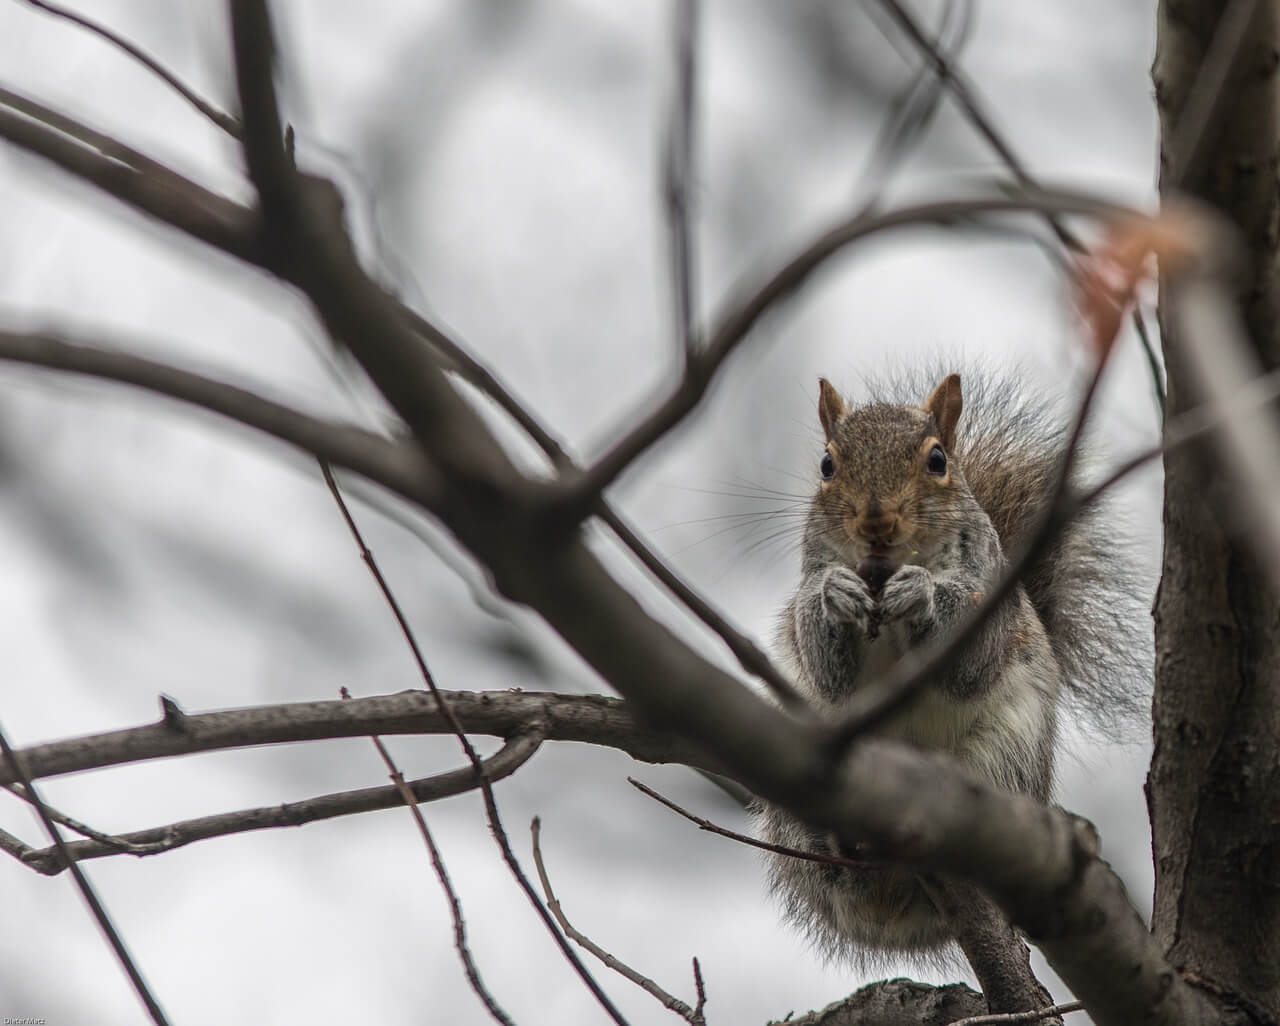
[819,566,876,628]
[880,565,935,623]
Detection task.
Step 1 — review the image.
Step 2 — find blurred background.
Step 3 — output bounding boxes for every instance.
[0,1,1161,1022]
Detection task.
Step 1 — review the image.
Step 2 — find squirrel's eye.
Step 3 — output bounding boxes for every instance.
[820,451,835,481]
[926,445,947,476]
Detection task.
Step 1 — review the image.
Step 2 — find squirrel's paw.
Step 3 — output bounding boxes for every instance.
[880,564,935,623]
[819,566,876,627]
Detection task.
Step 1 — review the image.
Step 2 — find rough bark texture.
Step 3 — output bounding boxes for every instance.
[1152,2,1280,1021]
[767,978,986,1026]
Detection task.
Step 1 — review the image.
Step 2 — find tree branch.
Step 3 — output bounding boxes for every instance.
[0,329,438,503]
[10,730,542,876]
[559,188,1136,509]
[15,0,240,136]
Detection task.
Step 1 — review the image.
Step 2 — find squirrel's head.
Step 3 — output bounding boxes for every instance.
[809,374,967,565]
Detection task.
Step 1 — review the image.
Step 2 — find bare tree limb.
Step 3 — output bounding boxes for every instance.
[0,690,725,785]
[0,85,261,261]
[10,730,543,876]
[870,0,1167,414]
[317,461,629,1025]
[3,783,159,855]
[14,0,240,136]
[363,712,516,1026]
[0,721,172,1025]
[664,0,699,359]
[531,817,704,1024]
[559,188,1135,509]
[0,329,438,503]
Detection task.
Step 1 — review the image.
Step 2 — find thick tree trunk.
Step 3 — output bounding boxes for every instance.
[1152,2,1280,1021]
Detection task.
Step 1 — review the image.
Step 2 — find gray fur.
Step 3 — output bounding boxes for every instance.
[757,365,1145,964]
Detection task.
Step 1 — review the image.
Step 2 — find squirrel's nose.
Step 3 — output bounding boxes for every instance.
[857,498,898,548]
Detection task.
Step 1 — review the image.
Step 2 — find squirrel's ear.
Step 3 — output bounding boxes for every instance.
[818,378,846,440]
[923,374,963,450]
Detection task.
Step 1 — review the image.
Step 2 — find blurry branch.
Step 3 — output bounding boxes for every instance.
[230,0,518,493]
[664,0,699,358]
[855,0,971,213]
[14,0,240,136]
[8,731,542,876]
[363,716,516,1026]
[1160,204,1280,588]
[531,817,705,1025]
[560,188,1135,510]
[0,721,172,1026]
[0,330,437,503]
[316,458,629,1026]
[869,0,1167,414]
[0,85,260,262]
[1164,0,1260,186]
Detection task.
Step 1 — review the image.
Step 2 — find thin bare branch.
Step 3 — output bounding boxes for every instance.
[628,777,873,870]
[318,464,629,1025]
[363,714,516,1026]
[664,0,699,359]
[0,85,260,261]
[560,188,1135,508]
[948,1001,1085,1026]
[2,783,158,855]
[15,0,240,136]
[0,721,172,1026]
[531,817,703,1024]
[13,731,542,876]
[0,329,437,504]
[870,0,1166,414]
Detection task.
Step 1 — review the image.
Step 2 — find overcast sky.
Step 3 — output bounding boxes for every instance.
[0,2,1161,1023]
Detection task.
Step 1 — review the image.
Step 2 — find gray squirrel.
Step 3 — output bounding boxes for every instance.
[756,368,1147,962]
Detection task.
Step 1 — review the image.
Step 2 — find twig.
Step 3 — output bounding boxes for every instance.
[561,187,1134,509]
[855,0,972,213]
[318,462,630,1025]
[0,721,171,1025]
[0,329,436,504]
[0,85,260,262]
[531,817,704,1024]
[2,783,160,855]
[870,0,1166,415]
[15,0,240,136]
[12,731,542,875]
[664,0,699,358]
[355,697,515,1026]
[691,958,706,1022]
[628,777,874,870]
[947,1001,1085,1025]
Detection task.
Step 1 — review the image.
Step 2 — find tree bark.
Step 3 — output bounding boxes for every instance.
[1152,2,1280,1021]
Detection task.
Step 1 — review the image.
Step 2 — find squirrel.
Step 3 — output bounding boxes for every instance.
[755,367,1147,964]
